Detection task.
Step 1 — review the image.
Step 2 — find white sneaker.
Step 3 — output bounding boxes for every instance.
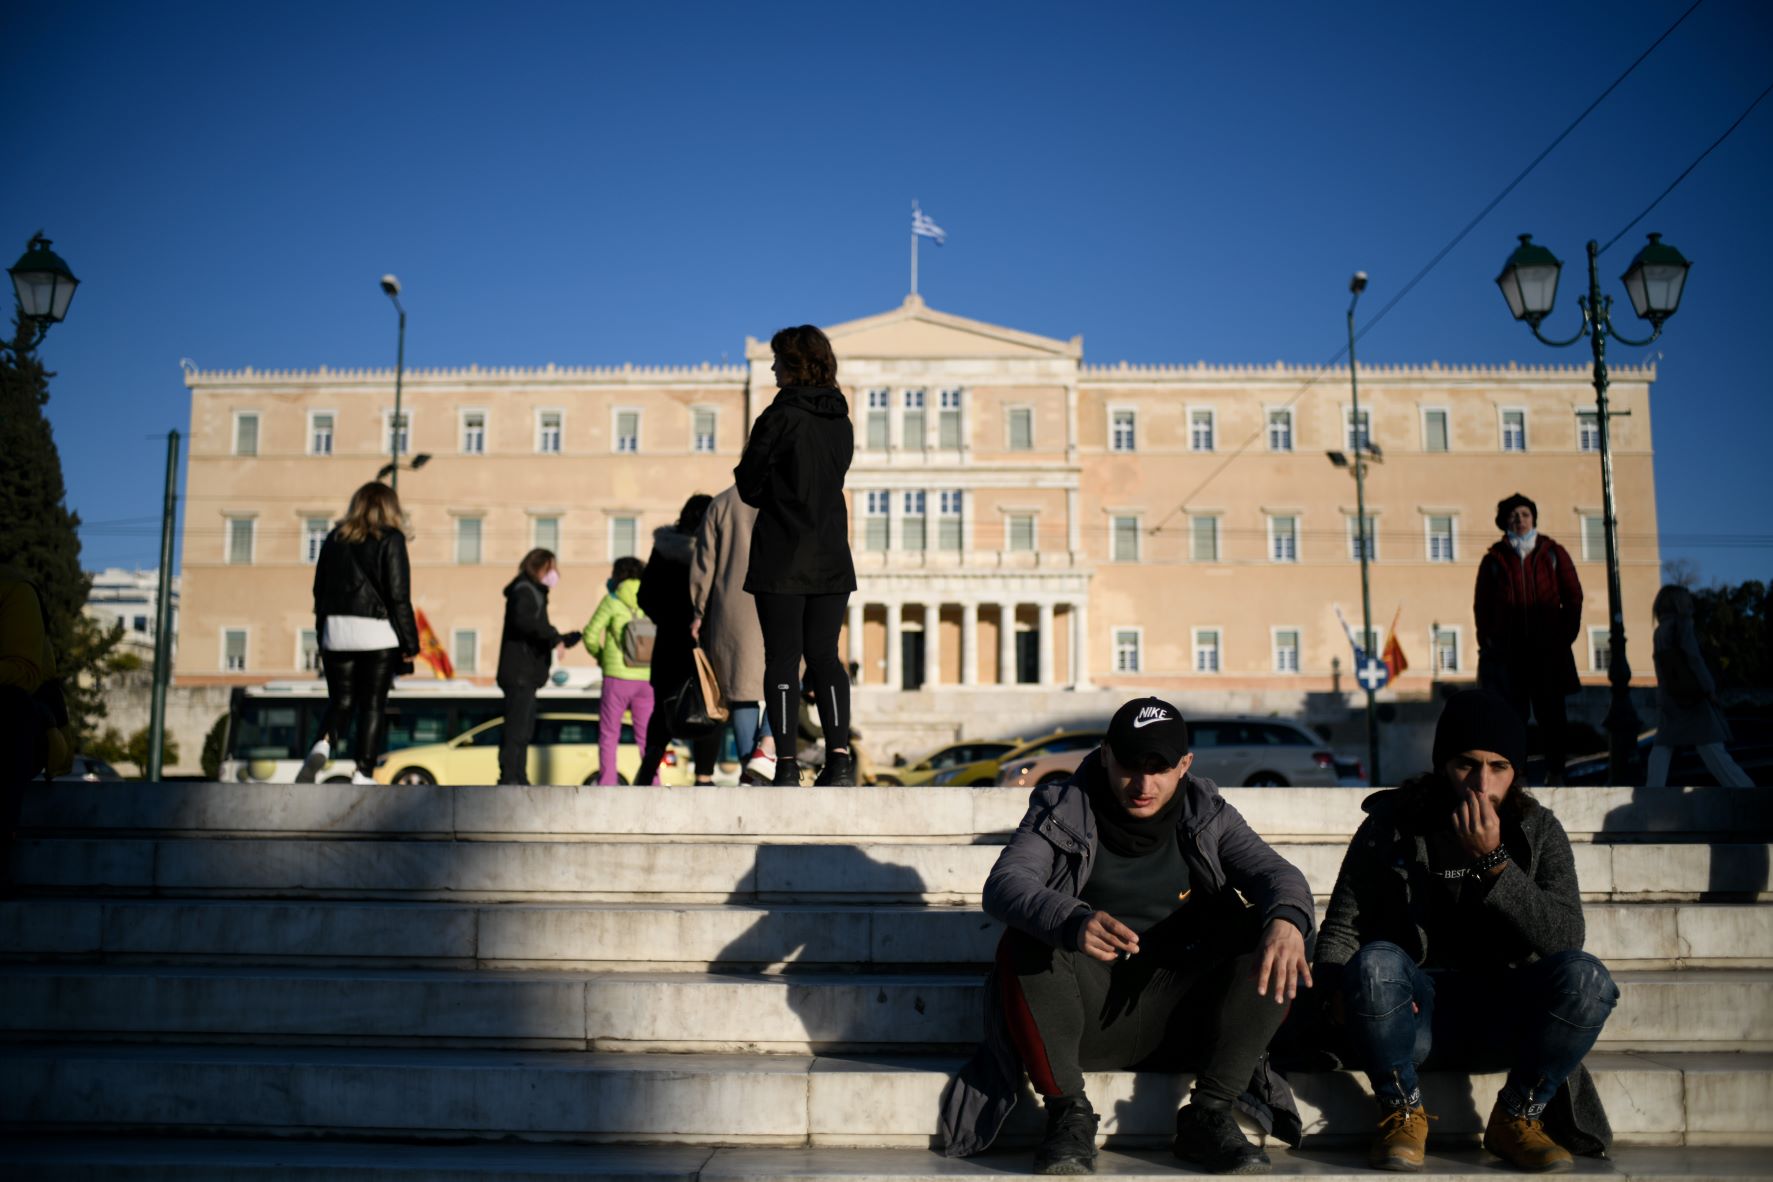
[742,750,777,785]
[296,739,330,784]
[350,770,377,785]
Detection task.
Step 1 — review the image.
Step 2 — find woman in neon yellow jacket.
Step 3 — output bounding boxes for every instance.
[583,556,653,784]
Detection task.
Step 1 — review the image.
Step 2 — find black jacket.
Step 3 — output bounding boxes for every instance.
[312,529,420,655]
[497,572,567,689]
[636,526,698,697]
[734,386,857,596]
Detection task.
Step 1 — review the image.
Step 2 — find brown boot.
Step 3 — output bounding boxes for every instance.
[1368,1103,1430,1172]
[1483,1102,1573,1172]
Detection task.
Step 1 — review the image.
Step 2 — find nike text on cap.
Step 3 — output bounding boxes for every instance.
[1106,696,1190,770]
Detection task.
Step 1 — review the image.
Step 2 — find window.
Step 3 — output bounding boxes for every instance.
[1267,409,1293,452]
[453,629,478,676]
[1007,513,1036,552]
[303,517,329,564]
[538,411,564,454]
[1193,628,1222,673]
[1111,515,1140,562]
[1191,516,1220,562]
[534,516,560,553]
[866,389,890,450]
[1581,513,1606,561]
[1501,409,1527,452]
[863,491,890,551]
[692,409,716,453]
[1426,515,1456,563]
[1190,408,1215,451]
[610,516,638,558]
[614,410,639,453]
[939,389,963,448]
[1273,628,1301,674]
[1346,408,1372,453]
[937,490,963,551]
[1348,514,1377,562]
[1423,409,1449,453]
[132,615,149,633]
[226,517,255,565]
[1433,626,1461,674]
[386,411,410,455]
[1008,406,1033,451]
[232,412,259,457]
[902,491,927,551]
[1576,411,1601,452]
[222,628,248,672]
[455,517,483,565]
[1589,627,1611,673]
[1114,628,1142,673]
[902,389,926,450]
[299,628,320,673]
[1110,409,1137,453]
[1268,515,1298,563]
[309,412,334,456]
[462,411,486,454]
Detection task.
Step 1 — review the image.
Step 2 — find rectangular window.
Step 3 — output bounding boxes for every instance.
[939,389,963,448]
[1427,515,1456,563]
[1433,626,1461,674]
[937,490,963,551]
[1589,627,1611,673]
[1007,513,1036,552]
[462,411,486,454]
[453,629,478,676]
[1346,408,1372,453]
[534,516,560,553]
[1193,628,1221,674]
[132,615,149,633]
[692,409,716,453]
[610,516,638,559]
[902,389,926,450]
[1273,629,1301,674]
[222,628,248,672]
[1190,408,1215,451]
[226,517,255,565]
[1110,409,1137,453]
[1114,628,1142,673]
[866,389,890,450]
[1111,515,1140,562]
[1348,514,1377,562]
[614,410,639,453]
[304,517,329,564]
[455,517,483,565]
[299,627,320,673]
[1423,409,1449,452]
[1191,516,1219,562]
[538,411,563,454]
[309,413,334,456]
[1501,409,1527,452]
[1267,408,1293,452]
[1576,411,1601,452]
[902,491,927,551]
[233,413,259,457]
[1269,515,1298,563]
[864,490,890,552]
[1581,513,1606,561]
[1008,407,1033,451]
[387,412,410,455]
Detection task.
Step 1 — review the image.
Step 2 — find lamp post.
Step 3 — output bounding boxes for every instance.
[5,233,80,354]
[1337,271,1381,786]
[1496,232,1691,785]
[380,275,407,493]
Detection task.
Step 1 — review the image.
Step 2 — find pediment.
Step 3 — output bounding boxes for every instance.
[746,295,1081,361]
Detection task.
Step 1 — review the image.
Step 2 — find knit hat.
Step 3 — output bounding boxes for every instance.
[1495,492,1539,532]
[1431,689,1528,774]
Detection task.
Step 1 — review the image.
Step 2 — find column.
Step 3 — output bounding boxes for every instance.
[1067,487,1082,557]
[885,603,903,691]
[923,602,940,688]
[1070,600,1092,689]
[961,602,979,686]
[999,602,1017,686]
[847,600,864,686]
[1037,601,1055,687]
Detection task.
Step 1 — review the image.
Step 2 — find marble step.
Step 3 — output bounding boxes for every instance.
[15,836,1771,902]
[3,966,1766,1053]
[4,898,1769,972]
[22,782,1770,843]
[2,1044,1767,1147]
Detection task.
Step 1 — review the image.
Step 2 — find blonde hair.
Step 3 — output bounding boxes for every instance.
[336,481,407,543]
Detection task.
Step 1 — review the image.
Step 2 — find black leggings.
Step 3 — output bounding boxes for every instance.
[755,591,850,762]
[317,648,401,774]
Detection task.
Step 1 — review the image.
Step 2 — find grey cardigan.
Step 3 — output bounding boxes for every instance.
[939,751,1316,1157]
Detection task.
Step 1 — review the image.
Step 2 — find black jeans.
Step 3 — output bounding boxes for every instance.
[1479,654,1570,779]
[755,591,850,761]
[317,648,401,775]
[498,682,539,785]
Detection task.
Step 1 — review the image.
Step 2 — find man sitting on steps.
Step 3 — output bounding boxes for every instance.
[939,697,1317,1175]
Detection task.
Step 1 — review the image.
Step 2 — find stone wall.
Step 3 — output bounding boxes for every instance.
[96,671,234,776]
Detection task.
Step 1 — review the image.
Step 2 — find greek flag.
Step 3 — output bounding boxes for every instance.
[912,203,946,245]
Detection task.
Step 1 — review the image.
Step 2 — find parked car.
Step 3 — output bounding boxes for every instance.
[53,754,125,782]
[876,740,1022,787]
[995,718,1353,790]
[994,731,1110,788]
[374,713,692,786]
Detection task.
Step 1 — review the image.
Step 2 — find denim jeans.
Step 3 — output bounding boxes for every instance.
[728,701,772,761]
[1338,941,1618,1114]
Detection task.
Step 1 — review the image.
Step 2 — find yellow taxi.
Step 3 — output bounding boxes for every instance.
[876,739,1023,787]
[374,713,693,786]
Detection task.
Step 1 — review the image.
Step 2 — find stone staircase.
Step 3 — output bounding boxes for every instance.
[3,781,1769,1180]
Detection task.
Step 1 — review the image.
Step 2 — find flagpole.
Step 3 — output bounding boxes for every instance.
[910,202,919,297]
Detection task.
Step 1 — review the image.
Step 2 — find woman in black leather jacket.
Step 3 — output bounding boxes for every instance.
[297,482,420,784]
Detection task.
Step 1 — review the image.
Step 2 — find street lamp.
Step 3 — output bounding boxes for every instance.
[1495,232,1691,785]
[377,452,431,482]
[1335,270,1382,786]
[6,233,79,353]
[380,274,408,493]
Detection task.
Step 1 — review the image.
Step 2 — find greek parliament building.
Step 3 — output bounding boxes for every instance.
[174,295,1659,750]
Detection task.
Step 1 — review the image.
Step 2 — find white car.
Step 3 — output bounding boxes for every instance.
[1186,718,1356,788]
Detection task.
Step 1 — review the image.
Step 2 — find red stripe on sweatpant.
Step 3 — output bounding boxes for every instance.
[996,933,1062,1097]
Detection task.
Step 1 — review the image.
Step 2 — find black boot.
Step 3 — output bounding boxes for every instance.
[1173,1103,1271,1175]
[1034,1095,1098,1175]
[814,751,856,786]
[771,757,801,787]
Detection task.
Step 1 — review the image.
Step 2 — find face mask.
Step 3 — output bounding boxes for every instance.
[541,569,560,588]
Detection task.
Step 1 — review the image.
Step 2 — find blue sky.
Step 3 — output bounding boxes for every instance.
[5,0,1770,585]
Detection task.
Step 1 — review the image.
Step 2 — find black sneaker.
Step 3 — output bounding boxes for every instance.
[1034,1096,1099,1175]
[1173,1103,1271,1175]
[771,758,802,787]
[814,752,856,787]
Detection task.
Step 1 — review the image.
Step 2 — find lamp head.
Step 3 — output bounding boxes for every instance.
[1620,233,1690,325]
[1349,271,1368,295]
[1326,450,1350,470]
[411,453,432,470]
[1496,234,1561,327]
[380,274,401,297]
[9,233,80,326]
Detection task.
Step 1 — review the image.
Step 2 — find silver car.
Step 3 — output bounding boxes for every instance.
[1187,718,1357,788]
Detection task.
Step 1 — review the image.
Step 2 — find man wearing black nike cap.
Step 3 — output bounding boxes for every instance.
[939,697,1316,1175]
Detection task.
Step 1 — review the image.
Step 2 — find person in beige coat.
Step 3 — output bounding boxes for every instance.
[690,485,774,781]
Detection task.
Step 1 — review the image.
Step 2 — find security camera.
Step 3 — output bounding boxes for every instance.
[1349,272,1369,294]
[380,274,401,296]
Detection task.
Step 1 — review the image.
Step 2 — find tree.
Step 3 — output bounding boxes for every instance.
[1691,579,1772,691]
[89,725,181,774]
[200,713,229,781]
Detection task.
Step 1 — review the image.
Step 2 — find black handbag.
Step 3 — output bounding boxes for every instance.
[667,648,725,738]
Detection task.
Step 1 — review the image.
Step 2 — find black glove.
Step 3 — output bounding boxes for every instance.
[560,630,583,649]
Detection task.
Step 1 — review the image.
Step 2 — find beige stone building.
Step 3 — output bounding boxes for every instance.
[176,295,1659,752]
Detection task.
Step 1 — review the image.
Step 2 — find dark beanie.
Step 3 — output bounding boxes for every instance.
[1495,492,1538,531]
[1432,689,1528,773]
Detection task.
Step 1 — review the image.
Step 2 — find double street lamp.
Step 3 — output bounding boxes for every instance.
[380,274,408,493]
[1495,232,1692,785]
[1329,271,1382,787]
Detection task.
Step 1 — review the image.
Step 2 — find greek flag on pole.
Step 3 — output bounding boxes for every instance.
[912,202,946,245]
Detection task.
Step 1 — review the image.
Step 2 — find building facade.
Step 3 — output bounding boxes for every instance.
[85,567,179,665]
